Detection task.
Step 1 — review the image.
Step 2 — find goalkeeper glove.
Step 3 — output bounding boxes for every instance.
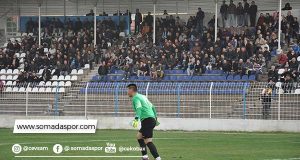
[155,118,160,126]
[131,119,139,128]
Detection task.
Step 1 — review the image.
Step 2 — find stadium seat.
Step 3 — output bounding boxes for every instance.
[65,81,72,87]
[13,69,19,74]
[16,37,21,42]
[32,87,39,92]
[77,69,84,75]
[58,75,65,81]
[52,88,59,93]
[295,89,300,94]
[19,87,25,92]
[52,75,58,81]
[45,87,52,92]
[21,33,27,37]
[5,87,12,92]
[71,76,78,81]
[241,75,249,81]
[70,69,77,75]
[0,69,5,74]
[63,75,70,81]
[275,82,282,88]
[6,75,12,80]
[38,69,44,75]
[19,58,24,63]
[20,53,26,58]
[234,75,241,80]
[12,87,19,92]
[51,69,55,75]
[0,75,6,80]
[84,64,90,69]
[12,75,18,80]
[38,87,46,92]
[278,69,285,75]
[26,87,32,92]
[16,32,21,37]
[6,69,12,74]
[38,81,45,86]
[59,88,65,93]
[5,81,12,86]
[15,53,20,58]
[45,81,52,86]
[52,81,59,86]
[59,81,65,87]
[226,75,234,80]
[249,75,256,81]
[44,48,49,53]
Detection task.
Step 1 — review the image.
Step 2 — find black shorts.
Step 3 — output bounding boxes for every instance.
[139,117,156,138]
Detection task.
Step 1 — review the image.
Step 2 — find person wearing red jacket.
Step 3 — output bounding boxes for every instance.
[278,51,288,67]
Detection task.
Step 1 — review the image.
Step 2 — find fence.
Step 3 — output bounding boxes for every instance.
[0,81,300,120]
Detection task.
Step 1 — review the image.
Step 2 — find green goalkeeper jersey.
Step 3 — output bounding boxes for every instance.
[132,93,157,121]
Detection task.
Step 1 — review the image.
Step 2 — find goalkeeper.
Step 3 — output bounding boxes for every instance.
[127,84,161,160]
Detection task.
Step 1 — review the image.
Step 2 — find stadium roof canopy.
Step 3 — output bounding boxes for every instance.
[0,0,299,16]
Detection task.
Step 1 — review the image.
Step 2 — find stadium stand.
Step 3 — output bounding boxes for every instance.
[0,1,300,120]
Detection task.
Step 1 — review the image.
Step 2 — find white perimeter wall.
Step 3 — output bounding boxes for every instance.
[1,116,300,132]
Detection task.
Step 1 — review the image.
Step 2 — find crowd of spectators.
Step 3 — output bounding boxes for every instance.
[1,15,119,84]
[96,1,300,83]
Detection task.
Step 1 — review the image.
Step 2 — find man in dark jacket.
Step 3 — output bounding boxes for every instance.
[249,1,257,27]
[236,2,244,27]
[196,8,205,36]
[220,0,229,28]
[98,61,108,81]
[243,0,250,26]
[228,0,237,27]
[135,9,143,34]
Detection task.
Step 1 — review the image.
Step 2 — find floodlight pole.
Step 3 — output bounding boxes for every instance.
[278,0,282,50]
[153,1,156,44]
[214,0,218,42]
[94,6,97,47]
[38,3,41,46]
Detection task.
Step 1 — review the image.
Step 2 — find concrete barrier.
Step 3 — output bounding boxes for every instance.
[2,115,300,132]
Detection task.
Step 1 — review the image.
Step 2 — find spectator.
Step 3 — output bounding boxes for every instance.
[268,65,278,81]
[86,9,95,16]
[187,59,195,76]
[278,51,288,67]
[261,81,273,119]
[163,10,168,15]
[236,2,244,27]
[249,1,258,27]
[137,61,149,77]
[144,12,153,27]
[220,0,228,28]
[135,9,143,34]
[98,61,109,81]
[196,8,205,36]
[41,67,52,82]
[228,0,237,27]
[194,60,202,75]
[282,3,292,10]
[243,0,250,26]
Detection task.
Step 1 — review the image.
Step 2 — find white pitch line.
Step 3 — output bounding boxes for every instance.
[265,158,300,160]
[15,156,141,158]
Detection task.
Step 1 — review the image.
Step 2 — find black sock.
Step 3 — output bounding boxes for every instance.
[138,139,147,156]
[146,142,159,158]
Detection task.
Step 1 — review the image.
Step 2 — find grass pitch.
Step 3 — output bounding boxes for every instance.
[0,129,299,160]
